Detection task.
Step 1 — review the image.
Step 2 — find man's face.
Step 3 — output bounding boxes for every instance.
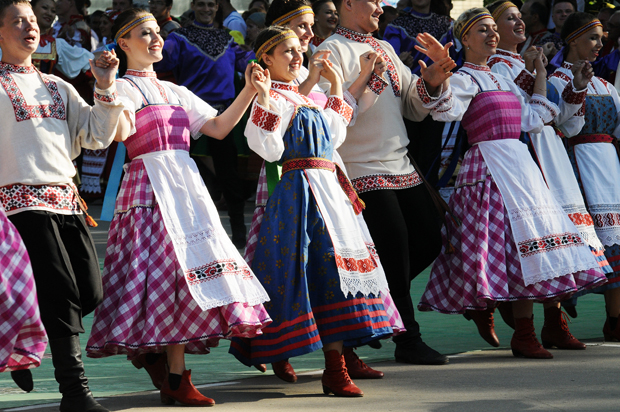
[0,4,39,62]
[349,0,383,34]
[149,0,170,19]
[192,0,218,25]
[520,1,535,29]
[112,0,132,12]
[552,1,574,31]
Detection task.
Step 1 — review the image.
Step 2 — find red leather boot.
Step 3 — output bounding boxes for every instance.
[463,307,500,347]
[272,359,297,383]
[343,347,384,379]
[540,306,586,349]
[511,316,553,359]
[160,370,215,406]
[321,350,363,397]
[131,352,167,389]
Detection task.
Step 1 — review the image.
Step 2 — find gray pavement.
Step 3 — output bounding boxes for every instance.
[6,342,619,412]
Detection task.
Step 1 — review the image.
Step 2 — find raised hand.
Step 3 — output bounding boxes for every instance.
[320,58,341,87]
[414,32,453,63]
[523,46,538,73]
[533,48,547,77]
[359,51,378,76]
[419,56,454,91]
[571,60,593,90]
[90,50,119,90]
[251,65,271,97]
[308,50,331,84]
[243,62,261,93]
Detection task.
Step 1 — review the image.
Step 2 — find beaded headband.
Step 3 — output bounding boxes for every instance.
[256,29,297,62]
[272,6,314,26]
[114,14,157,43]
[491,2,517,21]
[456,12,493,41]
[565,19,603,44]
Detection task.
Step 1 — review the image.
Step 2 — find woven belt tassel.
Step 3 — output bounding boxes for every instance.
[334,164,365,215]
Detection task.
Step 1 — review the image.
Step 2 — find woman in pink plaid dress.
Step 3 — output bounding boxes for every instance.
[0,205,47,392]
[418,8,607,360]
[85,9,272,407]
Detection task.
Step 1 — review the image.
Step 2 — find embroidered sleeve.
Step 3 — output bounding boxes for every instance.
[530,93,559,123]
[367,72,388,95]
[561,81,587,105]
[514,69,535,96]
[250,101,281,132]
[325,95,353,124]
[93,84,118,103]
[416,77,441,104]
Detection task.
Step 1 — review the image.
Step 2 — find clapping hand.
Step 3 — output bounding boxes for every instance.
[419,57,454,90]
[571,60,593,90]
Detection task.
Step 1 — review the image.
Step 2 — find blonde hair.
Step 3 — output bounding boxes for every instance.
[454,7,491,42]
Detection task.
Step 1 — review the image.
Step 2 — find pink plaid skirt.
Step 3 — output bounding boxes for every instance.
[419,147,606,314]
[86,161,272,359]
[0,210,47,371]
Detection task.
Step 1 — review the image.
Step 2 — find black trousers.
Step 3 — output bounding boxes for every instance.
[405,116,445,187]
[359,184,442,341]
[207,132,246,230]
[9,211,103,339]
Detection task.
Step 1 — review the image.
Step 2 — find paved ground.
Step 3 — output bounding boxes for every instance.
[2,202,618,411]
[5,341,620,412]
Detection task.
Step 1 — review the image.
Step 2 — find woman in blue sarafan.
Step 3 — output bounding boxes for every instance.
[229,26,396,398]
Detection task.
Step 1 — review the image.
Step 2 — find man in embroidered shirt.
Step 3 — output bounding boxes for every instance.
[155,0,252,248]
[0,1,124,410]
[316,0,454,366]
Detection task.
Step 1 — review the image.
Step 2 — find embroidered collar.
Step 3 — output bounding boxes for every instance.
[496,48,524,63]
[335,25,372,42]
[0,62,36,74]
[561,61,573,70]
[125,69,157,77]
[193,20,214,28]
[463,62,491,72]
[272,81,299,93]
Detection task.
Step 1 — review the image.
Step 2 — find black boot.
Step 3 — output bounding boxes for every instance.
[11,369,33,392]
[49,335,108,412]
[392,296,448,365]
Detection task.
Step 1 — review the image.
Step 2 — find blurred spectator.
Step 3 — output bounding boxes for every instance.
[247,0,269,13]
[310,0,337,51]
[53,0,92,50]
[150,0,181,38]
[377,5,397,39]
[396,0,410,12]
[600,10,620,58]
[244,11,265,47]
[180,9,195,26]
[551,0,576,36]
[218,0,246,37]
[432,0,452,17]
[113,0,133,12]
[88,9,105,40]
[599,6,614,32]
[520,0,561,57]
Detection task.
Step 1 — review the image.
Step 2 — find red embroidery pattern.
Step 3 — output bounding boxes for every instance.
[562,81,586,105]
[463,62,490,72]
[568,212,594,226]
[496,49,524,63]
[150,78,169,103]
[518,232,583,258]
[416,77,432,104]
[326,96,353,123]
[0,184,80,214]
[488,56,513,69]
[335,253,376,274]
[336,26,401,97]
[0,70,66,122]
[530,95,558,118]
[186,259,253,286]
[515,69,535,96]
[592,212,620,228]
[251,103,281,131]
[125,69,157,77]
[94,90,117,102]
[272,82,299,93]
[352,172,422,193]
[283,157,335,173]
[0,62,36,74]
[368,72,388,95]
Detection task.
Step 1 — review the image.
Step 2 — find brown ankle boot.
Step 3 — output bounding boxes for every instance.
[322,350,363,397]
[343,347,384,379]
[272,359,297,383]
[511,315,553,359]
[463,307,500,347]
[541,306,585,350]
